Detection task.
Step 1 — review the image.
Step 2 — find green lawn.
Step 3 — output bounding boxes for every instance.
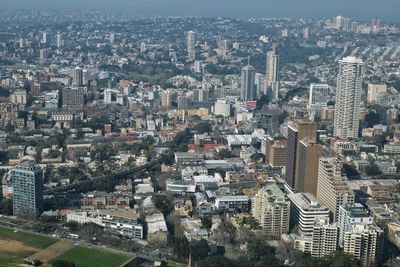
[52,246,133,267]
[0,227,57,267]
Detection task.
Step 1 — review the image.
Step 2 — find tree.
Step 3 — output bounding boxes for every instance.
[174,237,190,261]
[247,239,275,262]
[195,122,212,134]
[365,164,382,176]
[52,260,76,267]
[365,111,380,127]
[201,216,212,230]
[153,195,173,217]
[326,251,358,267]
[217,149,231,159]
[250,153,265,163]
[0,198,13,215]
[197,256,237,267]
[190,239,210,261]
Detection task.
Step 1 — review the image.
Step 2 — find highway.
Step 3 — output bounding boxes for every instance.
[44,158,162,195]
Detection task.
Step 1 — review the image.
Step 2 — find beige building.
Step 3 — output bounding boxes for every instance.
[316,158,355,221]
[264,135,287,167]
[251,183,290,238]
[311,219,339,258]
[367,83,387,103]
[343,224,383,267]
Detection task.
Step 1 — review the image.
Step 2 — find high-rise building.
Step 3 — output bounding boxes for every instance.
[303,27,310,40]
[285,119,318,191]
[338,203,373,247]
[343,224,383,267]
[316,158,355,221]
[187,31,196,61]
[72,66,83,87]
[333,57,363,139]
[309,83,331,110]
[311,218,339,258]
[251,183,290,238]
[56,33,64,48]
[240,64,256,101]
[109,32,116,44]
[177,95,188,109]
[161,90,172,109]
[42,32,52,47]
[367,83,387,103]
[214,99,231,118]
[12,162,44,219]
[288,193,330,237]
[265,47,279,99]
[296,138,321,195]
[62,87,85,107]
[264,135,287,167]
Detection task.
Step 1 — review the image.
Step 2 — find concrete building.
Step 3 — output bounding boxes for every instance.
[146,213,168,247]
[367,84,387,103]
[62,87,85,107]
[334,57,363,139]
[240,64,256,101]
[338,203,373,247]
[215,195,250,212]
[311,218,339,258]
[296,138,321,195]
[12,162,44,219]
[72,66,83,87]
[251,184,290,238]
[343,224,383,267]
[309,83,331,110]
[187,31,196,61]
[10,90,27,105]
[285,119,318,191]
[316,158,355,221]
[265,46,279,99]
[264,136,287,168]
[288,193,330,236]
[214,99,231,118]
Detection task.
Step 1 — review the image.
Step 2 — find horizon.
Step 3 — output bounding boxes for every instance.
[2,0,400,23]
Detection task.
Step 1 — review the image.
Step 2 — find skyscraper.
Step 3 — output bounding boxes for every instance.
[251,183,290,238]
[333,57,363,139]
[12,161,44,219]
[316,158,355,221]
[240,64,256,101]
[187,31,196,61]
[73,66,83,87]
[285,119,318,191]
[265,46,279,99]
[56,33,64,48]
[296,138,322,195]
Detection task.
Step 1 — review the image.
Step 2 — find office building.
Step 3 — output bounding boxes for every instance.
[161,90,172,109]
[251,184,290,238]
[296,138,321,195]
[288,193,330,237]
[265,46,279,99]
[338,203,373,247]
[62,87,85,107]
[303,27,310,40]
[316,158,355,221]
[333,57,363,139]
[343,224,383,267]
[187,31,196,61]
[42,32,52,47]
[12,162,44,219]
[309,83,332,110]
[285,119,318,191]
[56,33,64,48]
[367,84,387,103]
[214,99,231,118]
[240,64,256,101]
[72,66,83,87]
[264,135,287,167]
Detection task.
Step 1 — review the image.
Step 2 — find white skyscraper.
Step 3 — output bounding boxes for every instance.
[333,57,363,139]
[187,31,196,61]
[56,33,64,48]
[240,64,256,101]
[265,47,279,99]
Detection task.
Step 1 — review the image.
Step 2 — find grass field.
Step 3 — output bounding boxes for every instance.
[51,245,133,267]
[31,240,74,263]
[0,227,57,267]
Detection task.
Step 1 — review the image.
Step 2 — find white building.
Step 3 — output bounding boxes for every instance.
[288,193,330,236]
[215,195,250,212]
[333,57,363,139]
[367,84,387,103]
[308,83,332,110]
[187,31,196,61]
[265,47,279,99]
[214,99,231,118]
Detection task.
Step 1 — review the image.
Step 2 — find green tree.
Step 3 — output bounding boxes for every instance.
[195,122,212,134]
[190,239,210,261]
[217,149,231,159]
[153,195,173,217]
[365,164,382,176]
[250,153,265,163]
[174,237,190,261]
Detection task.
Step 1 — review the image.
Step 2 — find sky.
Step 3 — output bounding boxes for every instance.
[3,0,400,22]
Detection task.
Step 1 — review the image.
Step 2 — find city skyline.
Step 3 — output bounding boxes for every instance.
[2,0,400,23]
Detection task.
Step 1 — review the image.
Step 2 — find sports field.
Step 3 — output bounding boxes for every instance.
[51,245,133,267]
[31,240,75,263]
[0,227,57,267]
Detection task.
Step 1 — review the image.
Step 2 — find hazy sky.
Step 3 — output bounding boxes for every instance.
[3,0,400,22]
